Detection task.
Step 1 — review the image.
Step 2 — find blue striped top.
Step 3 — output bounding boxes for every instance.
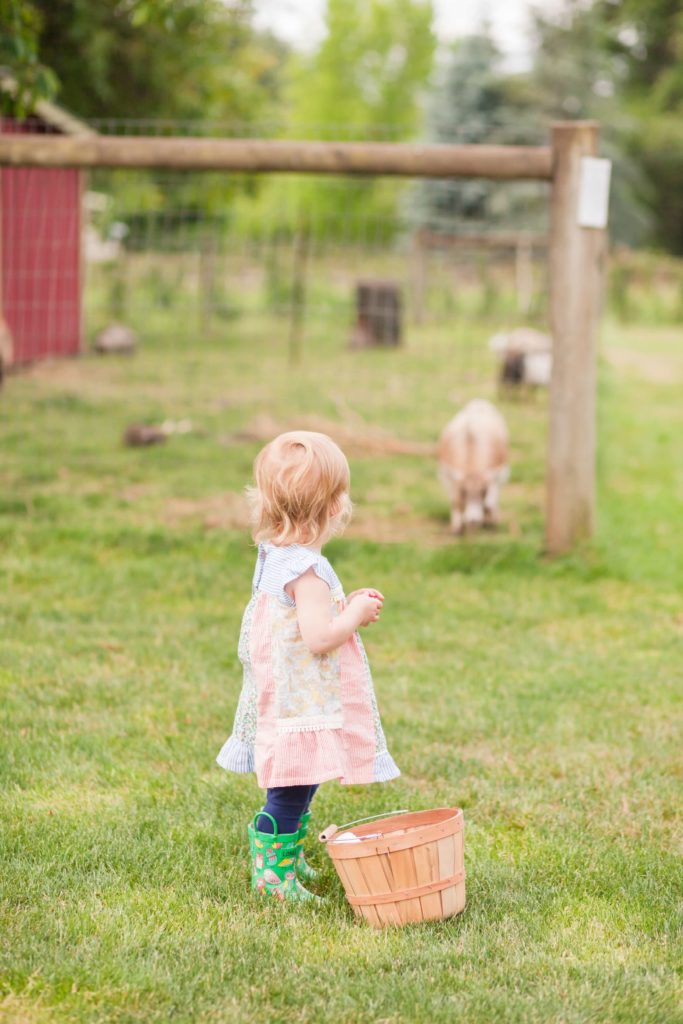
[252,543,342,606]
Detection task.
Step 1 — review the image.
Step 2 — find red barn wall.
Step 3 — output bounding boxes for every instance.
[1,118,82,365]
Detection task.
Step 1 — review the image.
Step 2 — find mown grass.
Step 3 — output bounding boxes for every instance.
[1,314,682,1024]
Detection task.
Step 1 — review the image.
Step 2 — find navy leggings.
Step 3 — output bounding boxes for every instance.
[256,784,319,835]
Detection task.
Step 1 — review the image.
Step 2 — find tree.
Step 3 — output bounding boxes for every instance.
[410,33,543,235]
[235,0,436,242]
[0,0,57,114]
[286,0,434,141]
[599,0,683,97]
[597,0,683,253]
[32,0,286,124]
[523,0,682,251]
[527,0,652,247]
[13,1,291,245]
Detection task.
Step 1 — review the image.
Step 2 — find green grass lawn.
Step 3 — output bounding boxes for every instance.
[1,315,682,1023]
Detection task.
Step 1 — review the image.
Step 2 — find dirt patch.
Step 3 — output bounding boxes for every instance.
[222,412,437,458]
[119,483,157,503]
[160,490,451,543]
[157,489,524,547]
[163,492,251,530]
[605,347,683,385]
[346,507,449,546]
[15,356,127,400]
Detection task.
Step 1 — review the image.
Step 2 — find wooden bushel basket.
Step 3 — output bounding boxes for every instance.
[320,808,465,928]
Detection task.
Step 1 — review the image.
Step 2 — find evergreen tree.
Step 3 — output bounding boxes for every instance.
[411,34,542,235]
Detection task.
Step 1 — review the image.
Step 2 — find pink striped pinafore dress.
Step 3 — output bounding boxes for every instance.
[216,543,400,788]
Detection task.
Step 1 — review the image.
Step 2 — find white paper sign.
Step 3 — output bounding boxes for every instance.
[577,156,612,229]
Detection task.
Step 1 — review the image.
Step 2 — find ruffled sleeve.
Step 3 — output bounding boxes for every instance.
[255,544,338,606]
[278,548,331,606]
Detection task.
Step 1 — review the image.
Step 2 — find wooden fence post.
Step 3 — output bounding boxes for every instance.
[515,237,534,315]
[410,231,426,325]
[199,231,218,336]
[546,121,608,555]
[288,222,310,366]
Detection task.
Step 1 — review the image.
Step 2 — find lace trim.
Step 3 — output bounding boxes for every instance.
[276,714,343,734]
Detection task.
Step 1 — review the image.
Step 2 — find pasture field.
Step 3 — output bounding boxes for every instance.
[1,314,682,1024]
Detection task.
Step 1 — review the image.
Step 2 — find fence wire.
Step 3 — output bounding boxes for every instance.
[3,119,681,511]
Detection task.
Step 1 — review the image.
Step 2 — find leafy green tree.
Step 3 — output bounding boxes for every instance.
[18,1,291,246]
[0,0,57,114]
[597,0,683,253]
[527,0,651,247]
[286,0,434,140]
[522,0,682,251]
[599,0,683,97]
[235,0,436,241]
[32,0,285,124]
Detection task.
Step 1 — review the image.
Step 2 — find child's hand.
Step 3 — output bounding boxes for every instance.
[348,591,384,627]
[293,573,384,654]
[346,588,385,604]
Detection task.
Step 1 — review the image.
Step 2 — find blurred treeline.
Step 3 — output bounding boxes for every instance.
[1,0,682,253]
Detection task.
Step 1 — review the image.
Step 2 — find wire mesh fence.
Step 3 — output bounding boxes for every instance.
[3,117,681,541]
[79,167,551,446]
[0,118,584,542]
[6,117,680,382]
[84,173,551,332]
[78,117,554,419]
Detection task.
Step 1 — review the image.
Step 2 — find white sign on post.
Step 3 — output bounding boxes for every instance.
[577,156,612,229]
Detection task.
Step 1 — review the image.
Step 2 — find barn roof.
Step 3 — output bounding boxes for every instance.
[0,71,95,136]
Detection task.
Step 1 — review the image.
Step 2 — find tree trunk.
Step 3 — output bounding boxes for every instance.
[351,281,402,348]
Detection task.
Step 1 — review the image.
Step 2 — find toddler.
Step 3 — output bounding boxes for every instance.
[217,430,400,901]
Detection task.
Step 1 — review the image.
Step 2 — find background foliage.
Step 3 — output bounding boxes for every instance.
[0,0,681,251]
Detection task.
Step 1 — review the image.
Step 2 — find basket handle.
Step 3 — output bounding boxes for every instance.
[319,809,409,844]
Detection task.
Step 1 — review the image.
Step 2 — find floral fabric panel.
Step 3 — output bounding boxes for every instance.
[356,631,390,755]
[231,594,258,746]
[270,589,344,731]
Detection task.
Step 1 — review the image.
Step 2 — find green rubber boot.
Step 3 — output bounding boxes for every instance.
[295,810,319,883]
[247,817,259,887]
[250,812,318,902]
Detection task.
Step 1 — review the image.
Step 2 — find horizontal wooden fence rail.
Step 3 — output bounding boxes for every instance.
[415,229,548,249]
[0,135,554,180]
[0,119,604,556]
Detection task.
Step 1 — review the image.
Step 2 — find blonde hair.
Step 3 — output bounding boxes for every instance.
[248,431,352,547]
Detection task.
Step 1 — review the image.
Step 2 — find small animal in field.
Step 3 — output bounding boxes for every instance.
[123,423,167,446]
[94,323,137,355]
[438,399,510,534]
[123,419,193,447]
[489,328,552,390]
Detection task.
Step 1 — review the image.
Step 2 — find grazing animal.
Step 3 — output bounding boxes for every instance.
[438,399,510,534]
[123,419,192,447]
[501,349,525,386]
[521,348,552,387]
[94,323,137,355]
[489,327,552,390]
